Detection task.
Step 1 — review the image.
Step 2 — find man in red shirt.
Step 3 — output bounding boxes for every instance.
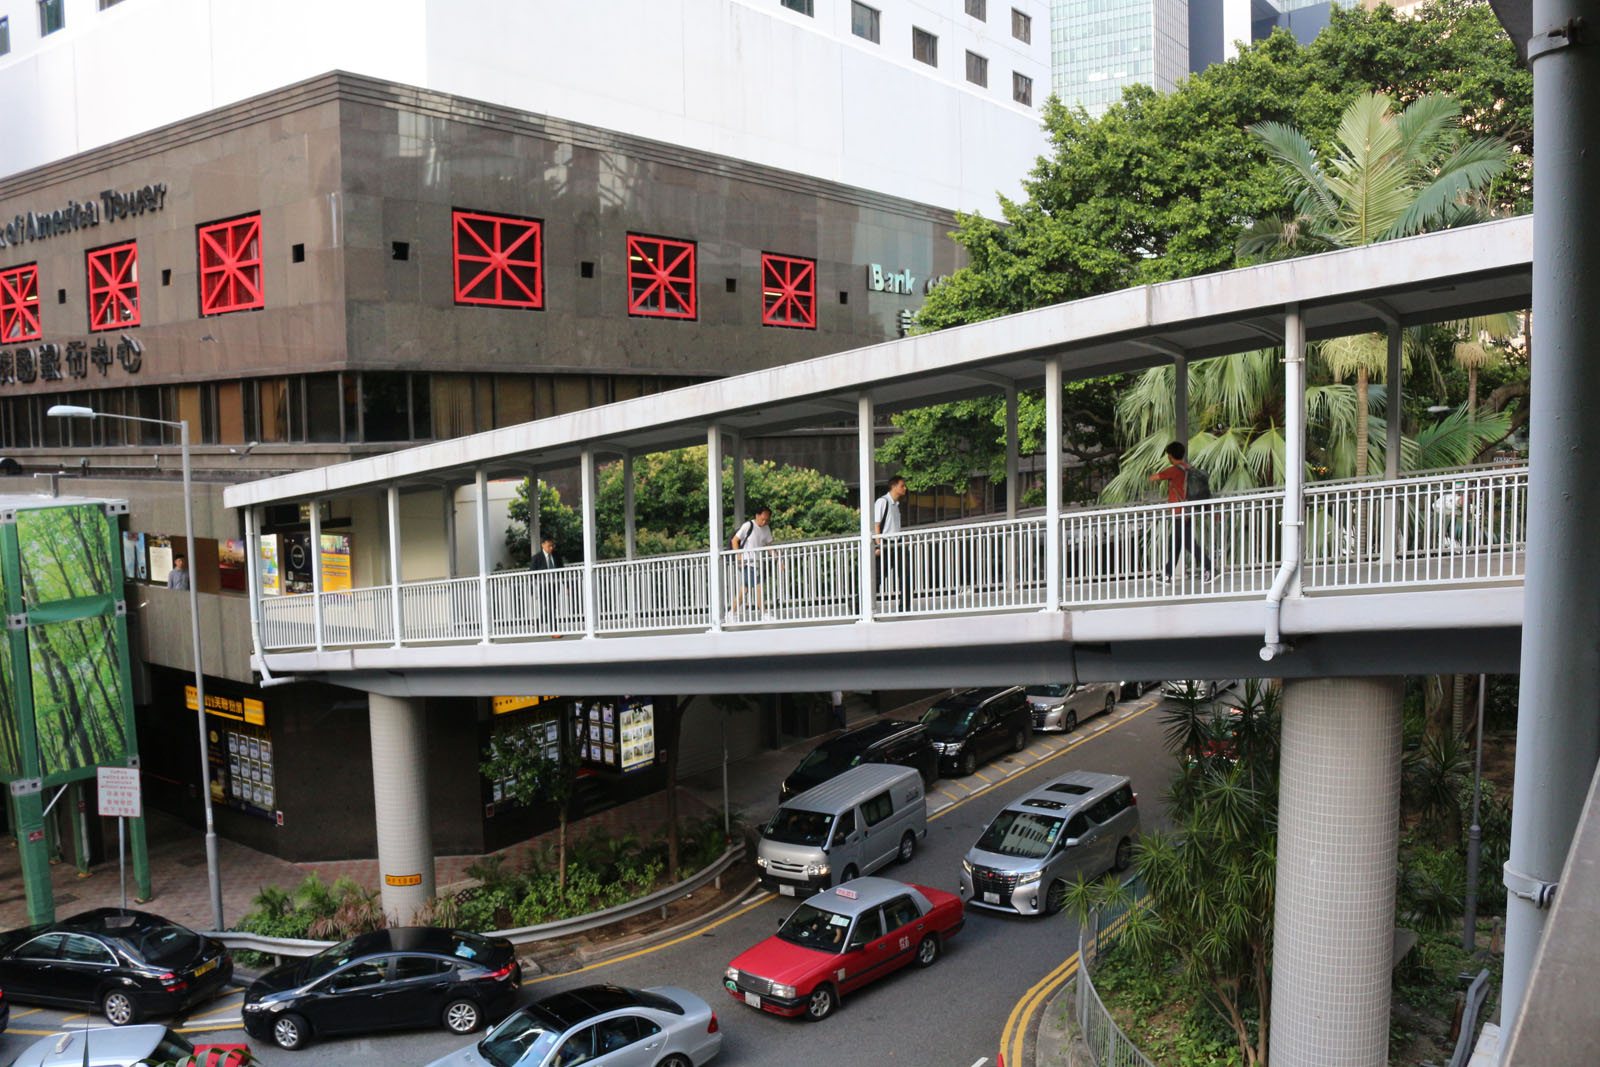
[1148,441,1214,584]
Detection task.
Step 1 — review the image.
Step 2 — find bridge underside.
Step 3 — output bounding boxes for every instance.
[259,586,1521,697]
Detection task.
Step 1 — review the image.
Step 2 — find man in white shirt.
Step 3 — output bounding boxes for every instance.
[727,506,774,622]
[873,476,908,612]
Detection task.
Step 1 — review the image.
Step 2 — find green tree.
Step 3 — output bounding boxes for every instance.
[480,718,582,891]
[504,480,583,568]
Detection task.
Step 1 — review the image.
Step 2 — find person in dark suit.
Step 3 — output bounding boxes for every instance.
[530,535,564,636]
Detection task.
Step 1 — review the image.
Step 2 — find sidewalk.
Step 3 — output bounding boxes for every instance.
[0,692,930,935]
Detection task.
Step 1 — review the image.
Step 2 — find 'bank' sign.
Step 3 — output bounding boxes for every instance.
[867,264,916,294]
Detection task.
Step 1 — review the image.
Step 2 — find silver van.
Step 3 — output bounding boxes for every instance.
[757,763,926,897]
[959,770,1139,916]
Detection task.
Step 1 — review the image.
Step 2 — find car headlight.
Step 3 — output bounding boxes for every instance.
[725,966,740,982]
[805,863,830,877]
[770,983,796,998]
[1017,870,1042,885]
[961,859,973,874]
[755,856,767,868]
[946,741,965,753]
[243,1001,267,1013]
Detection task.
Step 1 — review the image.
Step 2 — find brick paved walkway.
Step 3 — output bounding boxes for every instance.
[0,788,713,934]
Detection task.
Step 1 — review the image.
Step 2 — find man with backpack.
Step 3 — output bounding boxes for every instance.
[1149,441,1215,585]
[727,505,775,622]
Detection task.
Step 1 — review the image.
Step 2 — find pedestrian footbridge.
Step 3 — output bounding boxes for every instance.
[224,217,1533,696]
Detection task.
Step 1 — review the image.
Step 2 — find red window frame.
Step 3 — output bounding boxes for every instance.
[197,213,264,316]
[626,234,696,320]
[87,240,141,331]
[452,209,544,309]
[0,263,41,343]
[760,253,817,329]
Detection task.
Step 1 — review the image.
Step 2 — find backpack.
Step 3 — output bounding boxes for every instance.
[731,520,755,549]
[1183,463,1212,502]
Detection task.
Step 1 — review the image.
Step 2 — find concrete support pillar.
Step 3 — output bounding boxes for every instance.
[1174,354,1189,447]
[707,427,724,629]
[1004,384,1019,519]
[857,393,875,622]
[579,451,598,638]
[1271,676,1403,1067]
[1501,0,1600,1043]
[368,693,435,923]
[308,499,324,651]
[622,453,636,560]
[1043,357,1062,611]
[1383,325,1403,480]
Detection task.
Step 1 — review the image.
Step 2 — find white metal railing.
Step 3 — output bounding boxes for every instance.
[254,465,1531,652]
[595,551,710,633]
[487,567,584,639]
[721,535,860,624]
[1077,877,1157,1067]
[1061,490,1284,606]
[1304,466,1529,590]
[398,576,482,642]
[874,516,1049,617]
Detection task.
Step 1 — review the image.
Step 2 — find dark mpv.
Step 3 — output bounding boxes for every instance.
[921,686,1033,778]
[780,718,938,801]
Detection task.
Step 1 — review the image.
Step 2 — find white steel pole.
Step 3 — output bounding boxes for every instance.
[387,486,403,646]
[475,469,491,643]
[623,452,636,560]
[308,495,323,651]
[181,420,224,930]
[707,427,724,630]
[580,451,598,638]
[1044,357,1062,611]
[1005,384,1019,519]
[857,393,875,623]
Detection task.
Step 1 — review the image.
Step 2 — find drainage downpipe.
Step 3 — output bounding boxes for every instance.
[1262,303,1306,662]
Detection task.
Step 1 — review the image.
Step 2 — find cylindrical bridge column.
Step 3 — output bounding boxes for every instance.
[1271,676,1402,1067]
[368,693,435,923]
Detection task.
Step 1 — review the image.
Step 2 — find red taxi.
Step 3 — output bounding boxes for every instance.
[724,877,963,1021]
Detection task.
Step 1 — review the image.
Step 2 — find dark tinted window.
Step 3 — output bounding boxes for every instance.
[833,808,856,840]
[15,933,65,960]
[848,910,884,950]
[115,921,202,967]
[362,372,411,442]
[597,1016,656,1054]
[882,895,921,931]
[59,934,114,964]
[553,1025,595,1067]
[1065,813,1091,838]
[1085,789,1128,823]
[765,807,833,846]
[861,791,893,826]
[334,959,390,989]
[152,1032,196,1060]
[395,956,452,980]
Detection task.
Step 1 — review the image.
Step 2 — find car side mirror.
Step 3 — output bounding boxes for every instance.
[1062,837,1080,848]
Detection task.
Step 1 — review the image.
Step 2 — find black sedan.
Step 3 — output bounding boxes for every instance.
[0,908,233,1025]
[243,926,521,1051]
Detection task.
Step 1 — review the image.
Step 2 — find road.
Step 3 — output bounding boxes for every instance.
[0,689,1197,1067]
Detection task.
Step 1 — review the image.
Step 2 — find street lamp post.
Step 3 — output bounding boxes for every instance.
[48,404,224,930]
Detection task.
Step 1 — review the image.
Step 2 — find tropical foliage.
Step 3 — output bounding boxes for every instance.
[481,719,584,890]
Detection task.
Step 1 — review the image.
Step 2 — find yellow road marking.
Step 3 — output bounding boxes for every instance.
[527,891,776,984]
[60,1012,86,1022]
[970,768,995,783]
[936,786,962,802]
[930,699,1155,824]
[185,997,246,1020]
[12,1007,42,1018]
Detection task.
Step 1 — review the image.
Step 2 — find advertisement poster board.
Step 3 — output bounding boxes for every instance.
[319,534,352,592]
[147,538,173,585]
[190,685,275,821]
[121,531,142,581]
[217,539,247,592]
[618,699,656,773]
[259,534,281,595]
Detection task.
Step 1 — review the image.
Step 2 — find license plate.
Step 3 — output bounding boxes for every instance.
[194,957,218,977]
[744,991,762,1008]
[983,892,1000,904]
[779,884,796,896]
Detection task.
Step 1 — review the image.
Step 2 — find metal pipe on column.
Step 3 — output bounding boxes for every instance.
[388,487,403,646]
[1004,384,1019,519]
[1262,303,1306,659]
[1173,354,1189,447]
[475,469,491,643]
[528,472,541,551]
[857,393,876,623]
[707,427,725,630]
[580,451,598,638]
[309,498,324,652]
[1501,0,1600,1042]
[1044,357,1062,611]
[623,452,636,560]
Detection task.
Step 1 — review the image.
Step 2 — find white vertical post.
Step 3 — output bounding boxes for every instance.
[475,469,491,643]
[529,473,541,551]
[1382,324,1403,568]
[309,498,324,651]
[243,505,264,652]
[858,393,876,623]
[387,486,403,646]
[443,487,457,578]
[1005,384,1019,519]
[1174,354,1189,447]
[622,452,636,560]
[731,433,745,534]
[1285,305,1307,597]
[1044,357,1062,612]
[707,426,725,630]
[580,451,598,638]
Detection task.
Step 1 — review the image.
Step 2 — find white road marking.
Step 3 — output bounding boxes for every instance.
[968,1058,989,1067]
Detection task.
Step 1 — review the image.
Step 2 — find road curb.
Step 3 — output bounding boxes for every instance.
[561,874,765,968]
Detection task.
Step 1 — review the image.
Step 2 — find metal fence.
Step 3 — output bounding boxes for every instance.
[1076,877,1159,1067]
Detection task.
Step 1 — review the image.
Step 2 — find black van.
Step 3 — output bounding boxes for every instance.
[921,686,1033,777]
[779,719,939,801]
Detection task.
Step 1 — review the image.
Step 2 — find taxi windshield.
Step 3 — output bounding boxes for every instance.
[975,808,1064,860]
[776,901,854,955]
[921,706,975,738]
[477,1007,562,1067]
[764,808,834,846]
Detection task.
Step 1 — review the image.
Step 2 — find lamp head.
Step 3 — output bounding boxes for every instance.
[46,405,96,419]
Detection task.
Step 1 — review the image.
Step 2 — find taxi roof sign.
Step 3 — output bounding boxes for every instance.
[835,887,858,899]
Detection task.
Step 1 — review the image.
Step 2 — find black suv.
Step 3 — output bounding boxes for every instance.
[779,719,939,801]
[921,686,1032,777]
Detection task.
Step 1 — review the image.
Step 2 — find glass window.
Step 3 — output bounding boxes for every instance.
[1012,7,1031,42]
[0,17,10,57]
[1065,813,1090,838]
[966,51,988,87]
[59,934,115,965]
[861,790,893,826]
[257,378,291,443]
[912,27,937,67]
[850,1,879,42]
[780,0,814,14]
[882,895,921,931]
[197,213,264,316]
[966,0,987,20]
[0,264,42,343]
[847,910,883,950]
[596,1017,642,1055]
[552,376,589,415]
[760,253,816,329]
[305,372,342,442]
[431,374,477,439]
[394,956,452,980]
[626,234,696,319]
[216,382,244,444]
[452,210,544,309]
[342,372,359,439]
[410,374,432,438]
[494,375,535,427]
[553,1026,595,1067]
[17,933,65,960]
[833,807,856,841]
[362,372,411,442]
[38,0,64,36]
[1013,71,1033,106]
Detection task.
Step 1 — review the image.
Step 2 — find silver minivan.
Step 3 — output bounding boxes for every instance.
[959,770,1139,916]
[1026,681,1120,733]
[757,763,926,897]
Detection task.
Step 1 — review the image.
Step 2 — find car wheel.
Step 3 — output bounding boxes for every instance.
[272,1012,311,1051]
[1063,710,1077,733]
[1045,880,1068,916]
[657,1056,694,1067]
[1113,837,1134,873]
[840,864,859,885]
[443,998,482,1034]
[914,934,940,967]
[1104,694,1116,717]
[804,983,838,1021]
[1011,728,1028,753]
[897,831,916,864]
[959,751,977,777]
[100,989,140,1026]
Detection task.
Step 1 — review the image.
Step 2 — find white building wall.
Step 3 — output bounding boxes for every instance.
[0,0,1049,216]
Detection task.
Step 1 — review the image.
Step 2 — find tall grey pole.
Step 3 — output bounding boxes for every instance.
[1043,357,1062,611]
[1502,0,1600,1044]
[1004,384,1018,519]
[857,393,875,623]
[181,420,224,930]
[1464,674,1486,951]
[1173,354,1189,447]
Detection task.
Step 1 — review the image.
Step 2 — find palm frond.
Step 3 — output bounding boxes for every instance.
[1249,121,1340,225]
[1391,93,1463,167]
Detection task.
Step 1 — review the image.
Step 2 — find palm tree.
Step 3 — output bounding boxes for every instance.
[1450,312,1519,415]
[1237,92,1511,475]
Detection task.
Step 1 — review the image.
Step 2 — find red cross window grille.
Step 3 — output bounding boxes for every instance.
[87,241,141,331]
[453,210,544,309]
[197,213,264,316]
[626,234,696,319]
[0,264,41,343]
[760,253,817,329]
